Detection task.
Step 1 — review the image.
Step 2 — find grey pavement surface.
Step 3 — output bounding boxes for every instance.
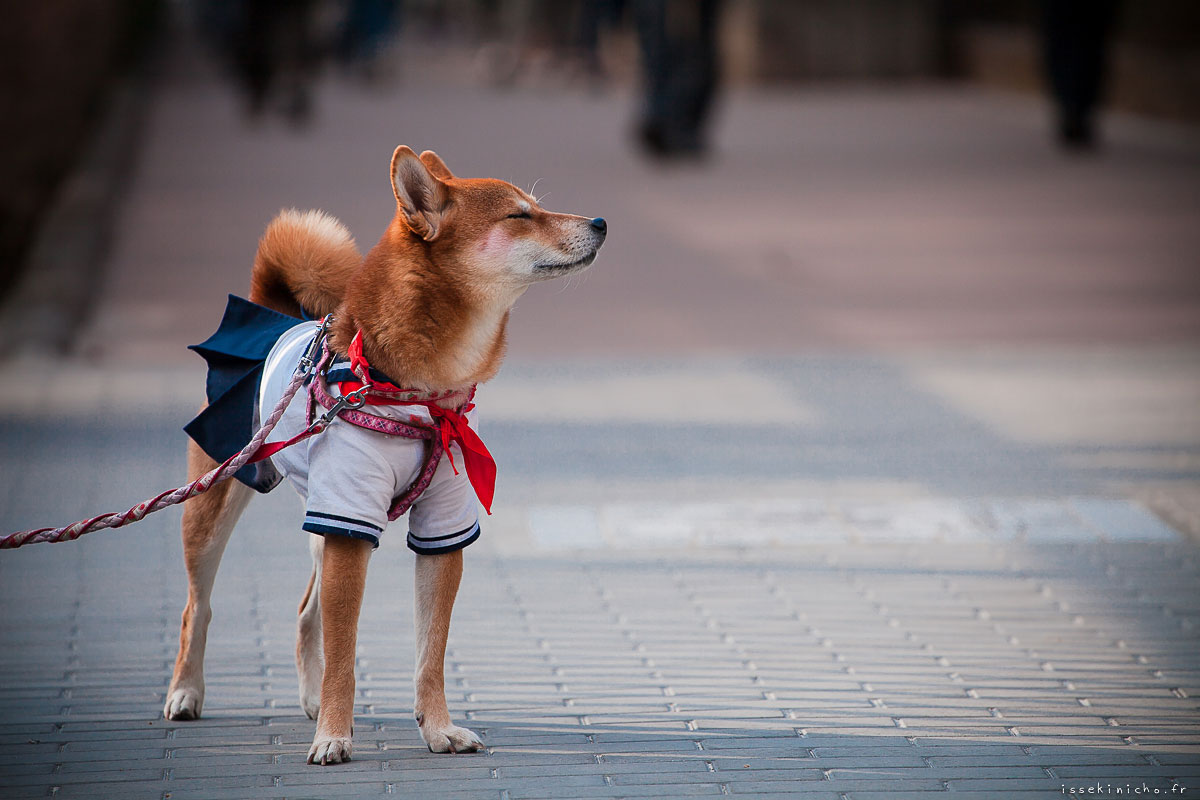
[3,26,1200,800]
[1,357,1198,799]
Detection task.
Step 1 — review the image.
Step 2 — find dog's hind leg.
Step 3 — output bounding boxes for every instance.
[413,550,483,753]
[296,534,325,720]
[164,438,253,720]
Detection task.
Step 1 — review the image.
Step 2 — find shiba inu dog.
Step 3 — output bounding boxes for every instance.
[164,146,606,764]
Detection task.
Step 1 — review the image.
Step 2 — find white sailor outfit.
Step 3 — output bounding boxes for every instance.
[257,322,481,554]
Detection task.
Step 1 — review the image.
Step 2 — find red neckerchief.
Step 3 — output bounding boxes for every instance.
[339,331,496,514]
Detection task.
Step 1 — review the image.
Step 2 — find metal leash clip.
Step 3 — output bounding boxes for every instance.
[297,314,335,376]
[304,384,369,435]
[339,385,370,410]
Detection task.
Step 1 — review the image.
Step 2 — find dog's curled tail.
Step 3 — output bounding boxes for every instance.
[250,209,361,319]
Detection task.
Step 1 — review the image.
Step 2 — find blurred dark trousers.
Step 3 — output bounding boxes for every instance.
[1042,0,1117,142]
[634,0,721,154]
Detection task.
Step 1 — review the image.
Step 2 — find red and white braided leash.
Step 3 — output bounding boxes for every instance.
[0,318,348,550]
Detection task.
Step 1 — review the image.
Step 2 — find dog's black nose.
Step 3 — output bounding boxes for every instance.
[590,217,607,234]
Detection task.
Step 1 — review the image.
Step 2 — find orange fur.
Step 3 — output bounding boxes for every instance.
[250,209,362,318]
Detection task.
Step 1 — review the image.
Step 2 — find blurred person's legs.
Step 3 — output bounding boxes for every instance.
[473,0,533,85]
[479,0,586,85]
[232,0,319,124]
[634,0,721,159]
[337,0,404,81]
[577,0,627,79]
[1042,0,1117,150]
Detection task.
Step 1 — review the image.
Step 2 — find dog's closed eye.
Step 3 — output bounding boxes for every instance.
[506,211,531,220]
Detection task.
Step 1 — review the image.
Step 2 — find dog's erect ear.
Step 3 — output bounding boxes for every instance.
[419,150,455,181]
[391,145,448,241]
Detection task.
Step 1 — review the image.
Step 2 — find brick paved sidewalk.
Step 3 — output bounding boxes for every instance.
[2,494,1198,799]
[1,360,1198,799]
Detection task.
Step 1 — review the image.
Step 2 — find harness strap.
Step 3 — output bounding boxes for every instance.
[308,353,446,520]
[307,335,496,516]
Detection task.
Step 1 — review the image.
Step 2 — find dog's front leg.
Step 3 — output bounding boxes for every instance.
[307,535,372,765]
[414,550,483,753]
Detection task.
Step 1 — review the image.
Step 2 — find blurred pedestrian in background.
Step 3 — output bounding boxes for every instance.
[1041,0,1118,150]
[336,0,404,83]
[471,0,583,87]
[577,0,627,83]
[197,0,405,124]
[198,0,321,124]
[633,0,722,160]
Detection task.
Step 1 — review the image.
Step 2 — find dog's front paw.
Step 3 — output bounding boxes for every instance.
[308,734,352,765]
[420,722,483,754]
[163,687,203,721]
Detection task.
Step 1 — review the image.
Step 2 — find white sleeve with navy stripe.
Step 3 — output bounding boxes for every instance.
[301,418,405,549]
[303,510,385,545]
